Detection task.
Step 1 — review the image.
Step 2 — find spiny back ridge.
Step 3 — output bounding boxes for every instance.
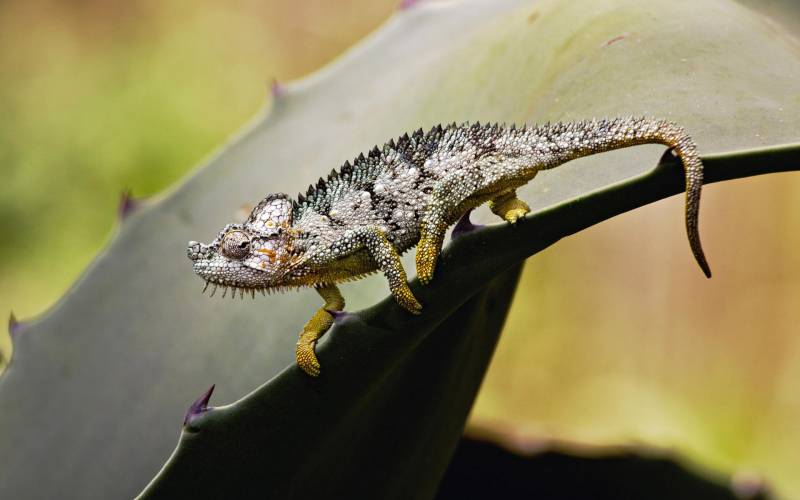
[294,122,468,211]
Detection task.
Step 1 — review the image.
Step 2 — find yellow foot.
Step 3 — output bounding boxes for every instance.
[504,206,529,223]
[296,330,321,377]
[393,282,423,314]
[490,196,530,224]
[416,234,440,285]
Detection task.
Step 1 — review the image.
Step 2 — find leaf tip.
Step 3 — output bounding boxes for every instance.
[183,384,215,427]
[398,0,421,10]
[1,311,19,370]
[270,78,286,99]
[8,311,24,339]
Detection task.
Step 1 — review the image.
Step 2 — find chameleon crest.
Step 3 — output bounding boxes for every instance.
[188,118,711,376]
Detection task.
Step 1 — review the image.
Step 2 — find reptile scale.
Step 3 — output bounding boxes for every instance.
[187,117,711,376]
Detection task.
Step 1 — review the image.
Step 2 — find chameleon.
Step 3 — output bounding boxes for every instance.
[187,117,710,376]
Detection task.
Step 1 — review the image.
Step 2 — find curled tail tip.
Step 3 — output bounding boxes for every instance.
[690,234,711,278]
[693,247,712,278]
[688,221,710,278]
[701,261,712,279]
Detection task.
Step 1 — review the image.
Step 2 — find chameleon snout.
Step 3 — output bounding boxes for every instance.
[187,241,203,261]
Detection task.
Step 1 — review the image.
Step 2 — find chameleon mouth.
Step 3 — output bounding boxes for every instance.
[190,252,270,298]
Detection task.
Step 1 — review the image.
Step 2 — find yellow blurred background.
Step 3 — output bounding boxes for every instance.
[1,0,798,496]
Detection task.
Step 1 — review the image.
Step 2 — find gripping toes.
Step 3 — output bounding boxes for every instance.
[490,191,530,224]
[295,285,343,377]
[296,307,333,377]
[393,281,422,314]
[415,230,444,285]
[503,205,530,223]
[296,329,322,377]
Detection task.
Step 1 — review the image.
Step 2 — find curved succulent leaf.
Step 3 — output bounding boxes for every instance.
[1,0,799,498]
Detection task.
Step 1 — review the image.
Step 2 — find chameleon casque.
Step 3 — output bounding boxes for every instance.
[187,117,710,376]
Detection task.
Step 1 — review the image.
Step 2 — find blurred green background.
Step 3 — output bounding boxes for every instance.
[0,0,398,319]
[2,0,799,496]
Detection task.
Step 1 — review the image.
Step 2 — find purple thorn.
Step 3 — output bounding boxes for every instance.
[270,79,286,99]
[8,311,24,339]
[327,309,350,323]
[183,384,215,427]
[117,189,139,220]
[399,0,421,10]
[452,209,483,239]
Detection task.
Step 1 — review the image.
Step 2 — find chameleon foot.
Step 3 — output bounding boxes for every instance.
[296,329,322,377]
[294,284,344,377]
[392,281,422,314]
[490,191,530,224]
[416,230,444,285]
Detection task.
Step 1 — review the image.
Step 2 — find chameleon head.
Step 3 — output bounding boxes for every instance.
[187,194,298,292]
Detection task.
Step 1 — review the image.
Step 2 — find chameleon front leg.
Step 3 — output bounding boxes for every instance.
[360,227,422,314]
[296,284,344,377]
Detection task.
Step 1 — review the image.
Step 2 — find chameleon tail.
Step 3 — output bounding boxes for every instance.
[533,117,711,278]
[658,121,712,279]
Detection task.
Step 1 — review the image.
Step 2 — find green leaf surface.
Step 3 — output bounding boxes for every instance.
[1,0,799,498]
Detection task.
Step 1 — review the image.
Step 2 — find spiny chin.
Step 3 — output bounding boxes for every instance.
[199,280,304,299]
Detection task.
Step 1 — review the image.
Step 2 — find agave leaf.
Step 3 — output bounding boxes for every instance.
[1,0,800,498]
[139,143,800,498]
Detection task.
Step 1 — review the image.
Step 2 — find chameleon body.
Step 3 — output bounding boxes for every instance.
[187,117,710,376]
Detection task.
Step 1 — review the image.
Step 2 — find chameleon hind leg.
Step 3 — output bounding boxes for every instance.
[489,189,530,223]
[416,170,489,284]
[296,284,344,377]
[359,226,422,314]
[416,167,536,284]
[416,195,451,285]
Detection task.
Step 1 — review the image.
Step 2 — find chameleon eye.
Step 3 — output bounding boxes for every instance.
[221,230,251,260]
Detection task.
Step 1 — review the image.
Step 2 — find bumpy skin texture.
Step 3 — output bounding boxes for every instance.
[188,118,710,376]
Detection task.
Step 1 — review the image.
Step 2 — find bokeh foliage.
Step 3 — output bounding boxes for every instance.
[0,0,398,321]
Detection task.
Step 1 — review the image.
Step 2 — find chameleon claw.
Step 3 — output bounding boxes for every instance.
[504,207,530,224]
[296,330,322,377]
[415,231,443,285]
[399,298,423,315]
[295,286,342,376]
[489,193,530,224]
[416,256,435,285]
[393,283,422,314]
